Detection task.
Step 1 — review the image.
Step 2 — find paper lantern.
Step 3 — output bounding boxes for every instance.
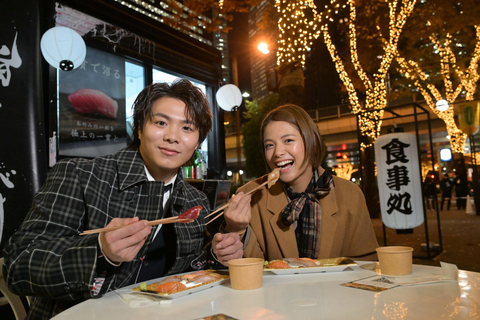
[435,99,449,112]
[216,84,242,111]
[40,27,86,71]
[375,132,424,229]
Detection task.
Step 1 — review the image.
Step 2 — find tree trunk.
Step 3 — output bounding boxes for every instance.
[360,139,381,219]
[277,62,306,109]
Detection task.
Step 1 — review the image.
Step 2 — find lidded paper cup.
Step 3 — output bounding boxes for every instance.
[376,246,414,275]
[228,258,264,290]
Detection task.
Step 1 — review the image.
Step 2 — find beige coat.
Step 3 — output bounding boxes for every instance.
[239,167,379,261]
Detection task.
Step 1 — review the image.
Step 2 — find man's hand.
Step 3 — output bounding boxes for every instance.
[224,192,251,233]
[212,232,243,266]
[99,217,152,264]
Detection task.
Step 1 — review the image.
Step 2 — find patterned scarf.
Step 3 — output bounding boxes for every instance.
[281,169,335,259]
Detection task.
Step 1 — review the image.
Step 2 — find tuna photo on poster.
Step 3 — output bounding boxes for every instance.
[58,46,127,158]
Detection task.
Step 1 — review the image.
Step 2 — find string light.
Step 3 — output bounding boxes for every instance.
[318,0,416,150]
[275,0,324,68]
[396,25,480,153]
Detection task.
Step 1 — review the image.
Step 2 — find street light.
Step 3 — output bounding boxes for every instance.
[258,43,269,54]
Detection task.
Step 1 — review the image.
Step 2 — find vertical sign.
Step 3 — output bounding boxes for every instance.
[58,46,126,157]
[375,133,424,229]
[0,0,48,252]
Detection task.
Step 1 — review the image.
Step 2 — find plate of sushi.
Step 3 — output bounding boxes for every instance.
[132,270,229,299]
[264,257,358,275]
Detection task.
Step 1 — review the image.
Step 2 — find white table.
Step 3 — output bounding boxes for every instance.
[52,263,480,319]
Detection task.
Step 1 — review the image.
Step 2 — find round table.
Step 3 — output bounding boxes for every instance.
[51,262,480,319]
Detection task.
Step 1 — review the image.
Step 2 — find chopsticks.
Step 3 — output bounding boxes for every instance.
[204,179,270,225]
[204,168,280,226]
[79,216,194,235]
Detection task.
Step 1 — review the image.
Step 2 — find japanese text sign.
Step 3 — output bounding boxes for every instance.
[375,133,424,229]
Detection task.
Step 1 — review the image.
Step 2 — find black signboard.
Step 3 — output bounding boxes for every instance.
[0,0,48,253]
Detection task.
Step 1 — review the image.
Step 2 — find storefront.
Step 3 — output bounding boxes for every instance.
[0,0,226,252]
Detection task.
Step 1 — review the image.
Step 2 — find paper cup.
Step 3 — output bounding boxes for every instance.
[228,258,264,290]
[376,246,414,275]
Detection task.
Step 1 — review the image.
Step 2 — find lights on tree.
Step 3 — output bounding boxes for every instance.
[319,0,416,149]
[396,25,480,153]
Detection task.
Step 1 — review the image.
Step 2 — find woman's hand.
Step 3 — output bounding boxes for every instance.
[224,192,251,233]
[211,233,244,266]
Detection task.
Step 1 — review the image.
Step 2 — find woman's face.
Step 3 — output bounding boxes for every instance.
[263,120,313,192]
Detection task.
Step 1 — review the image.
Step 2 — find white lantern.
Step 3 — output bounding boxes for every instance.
[40,27,86,71]
[216,84,242,111]
[375,132,424,229]
[435,99,449,112]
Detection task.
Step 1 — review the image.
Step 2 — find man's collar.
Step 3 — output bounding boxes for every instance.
[144,165,177,185]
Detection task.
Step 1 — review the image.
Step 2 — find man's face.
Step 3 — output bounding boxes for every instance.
[138,97,199,181]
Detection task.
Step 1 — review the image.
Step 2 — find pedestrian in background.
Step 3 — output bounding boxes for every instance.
[423,175,437,211]
[440,174,453,211]
[454,171,469,210]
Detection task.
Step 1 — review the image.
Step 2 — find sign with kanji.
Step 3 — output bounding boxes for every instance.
[375,133,424,229]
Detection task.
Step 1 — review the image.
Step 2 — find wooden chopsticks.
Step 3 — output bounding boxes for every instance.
[79,216,194,235]
[204,179,270,225]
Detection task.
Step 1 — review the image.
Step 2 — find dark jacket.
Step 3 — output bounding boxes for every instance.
[440,178,453,196]
[454,174,469,197]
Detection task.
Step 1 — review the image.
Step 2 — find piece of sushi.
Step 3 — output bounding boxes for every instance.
[68,88,118,119]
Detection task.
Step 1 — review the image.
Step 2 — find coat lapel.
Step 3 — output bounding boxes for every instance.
[266,181,299,258]
[318,171,339,258]
[116,148,148,191]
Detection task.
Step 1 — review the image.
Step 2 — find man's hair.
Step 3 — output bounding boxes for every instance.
[129,78,212,148]
[260,104,325,169]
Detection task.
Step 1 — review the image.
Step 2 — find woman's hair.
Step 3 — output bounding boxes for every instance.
[129,78,212,148]
[260,104,325,169]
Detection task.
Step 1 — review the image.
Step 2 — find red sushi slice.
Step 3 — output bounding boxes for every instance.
[68,88,118,119]
[178,205,202,220]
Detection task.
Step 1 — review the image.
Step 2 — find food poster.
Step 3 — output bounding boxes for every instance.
[58,46,127,157]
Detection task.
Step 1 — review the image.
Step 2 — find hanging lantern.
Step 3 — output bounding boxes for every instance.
[40,26,86,71]
[216,84,242,111]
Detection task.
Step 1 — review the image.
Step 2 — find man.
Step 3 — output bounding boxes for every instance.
[440,174,453,211]
[423,176,437,211]
[454,171,469,210]
[3,79,245,319]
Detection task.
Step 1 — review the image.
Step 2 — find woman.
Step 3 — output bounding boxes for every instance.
[223,104,378,261]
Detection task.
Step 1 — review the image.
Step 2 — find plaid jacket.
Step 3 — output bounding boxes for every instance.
[2,147,211,319]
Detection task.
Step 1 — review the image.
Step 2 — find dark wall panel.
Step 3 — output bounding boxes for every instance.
[0,0,48,253]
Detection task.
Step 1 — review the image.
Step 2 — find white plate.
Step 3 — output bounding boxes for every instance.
[265,257,358,275]
[132,277,229,299]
